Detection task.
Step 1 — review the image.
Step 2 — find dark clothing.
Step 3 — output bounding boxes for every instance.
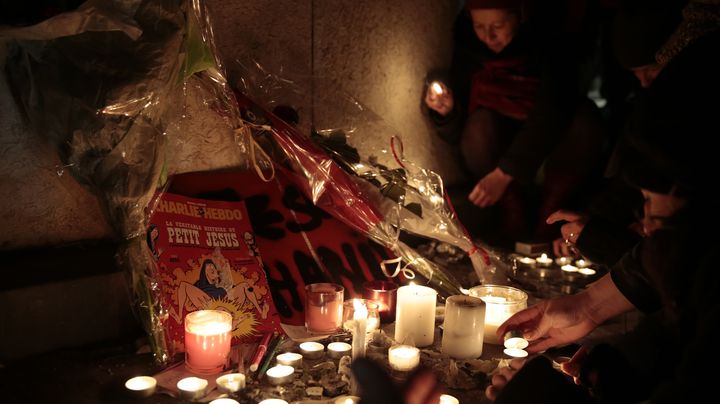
[429,12,592,184]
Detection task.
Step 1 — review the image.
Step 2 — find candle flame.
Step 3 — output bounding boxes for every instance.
[430,81,444,95]
[353,299,368,320]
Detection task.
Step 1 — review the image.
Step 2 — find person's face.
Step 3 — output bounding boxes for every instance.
[470,8,520,54]
[205,263,219,284]
[641,189,686,235]
[631,63,665,88]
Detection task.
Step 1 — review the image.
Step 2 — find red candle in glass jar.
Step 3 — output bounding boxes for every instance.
[362,280,399,323]
[184,310,233,374]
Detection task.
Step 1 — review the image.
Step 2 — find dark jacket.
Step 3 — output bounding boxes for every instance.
[428,11,585,183]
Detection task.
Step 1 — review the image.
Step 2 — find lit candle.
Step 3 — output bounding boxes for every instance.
[124,376,156,398]
[259,400,289,404]
[555,256,573,266]
[575,259,591,268]
[334,396,361,404]
[439,394,460,404]
[362,280,399,323]
[578,267,597,276]
[350,299,368,360]
[327,342,352,359]
[184,310,233,374]
[276,352,303,368]
[430,80,445,96]
[177,377,208,401]
[266,365,295,385]
[299,341,325,359]
[517,256,536,266]
[503,330,528,350]
[561,264,578,273]
[388,344,420,372]
[215,373,246,393]
[536,253,553,267]
[395,283,437,347]
[441,295,485,359]
[210,399,240,404]
[503,347,529,358]
[469,285,528,345]
[305,283,344,334]
[343,299,380,333]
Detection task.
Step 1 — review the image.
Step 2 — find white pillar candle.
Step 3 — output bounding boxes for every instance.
[469,285,528,345]
[276,352,303,368]
[441,295,485,359]
[266,365,295,385]
[215,373,246,393]
[395,283,437,347]
[299,341,325,359]
[124,376,157,398]
[439,394,460,404]
[350,299,368,360]
[177,377,208,401]
[327,342,352,359]
[388,344,420,371]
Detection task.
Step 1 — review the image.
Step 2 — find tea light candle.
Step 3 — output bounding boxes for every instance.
[266,365,295,385]
[503,330,529,350]
[124,376,157,398]
[334,396,361,404]
[276,352,303,368]
[430,80,445,96]
[177,377,208,401]
[210,399,240,404]
[575,259,591,268]
[184,310,233,374]
[215,373,246,393]
[561,264,579,273]
[536,253,553,267]
[388,344,420,371]
[503,347,529,358]
[299,341,325,359]
[395,283,437,347]
[259,400,289,404]
[469,285,528,345]
[441,295,485,359]
[327,341,352,359]
[362,280,399,323]
[555,256,573,266]
[578,267,597,276]
[517,256,536,266]
[439,394,460,404]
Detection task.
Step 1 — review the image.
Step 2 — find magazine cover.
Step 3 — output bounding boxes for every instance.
[147,192,283,354]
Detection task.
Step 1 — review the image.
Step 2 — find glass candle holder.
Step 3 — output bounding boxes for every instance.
[185,310,233,374]
[305,283,344,334]
[362,280,398,323]
[441,295,486,359]
[342,299,380,333]
[468,285,527,345]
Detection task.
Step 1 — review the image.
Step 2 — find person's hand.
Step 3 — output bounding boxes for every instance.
[559,346,590,385]
[403,367,443,404]
[425,83,454,116]
[485,358,527,401]
[469,167,513,207]
[497,293,599,353]
[546,210,589,257]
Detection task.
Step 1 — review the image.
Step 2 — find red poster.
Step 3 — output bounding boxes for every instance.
[147,193,283,354]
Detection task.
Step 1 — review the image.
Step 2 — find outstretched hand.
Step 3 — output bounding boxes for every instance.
[425,83,454,116]
[469,167,513,207]
[485,358,527,401]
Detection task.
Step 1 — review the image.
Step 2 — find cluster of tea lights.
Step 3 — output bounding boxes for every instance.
[517,253,597,276]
